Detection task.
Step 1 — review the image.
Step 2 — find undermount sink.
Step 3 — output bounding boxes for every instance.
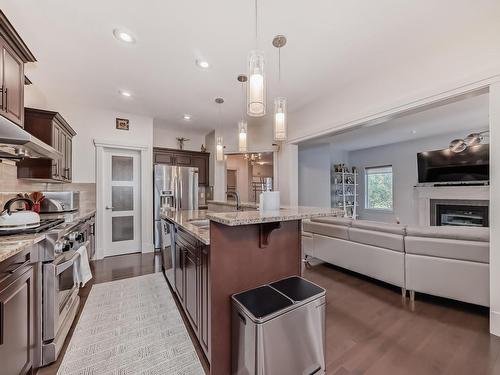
[188,219,210,228]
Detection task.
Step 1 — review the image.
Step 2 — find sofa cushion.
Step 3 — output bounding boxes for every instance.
[311,216,352,227]
[405,236,489,263]
[351,220,406,235]
[348,227,405,252]
[302,221,349,240]
[405,254,489,307]
[406,225,489,242]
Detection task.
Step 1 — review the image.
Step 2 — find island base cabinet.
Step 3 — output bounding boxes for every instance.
[173,227,211,361]
[199,247,210,357]
[0,266,34,375]
[184,249,199,334]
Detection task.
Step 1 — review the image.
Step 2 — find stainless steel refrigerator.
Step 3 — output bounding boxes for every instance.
[154,164,198,250]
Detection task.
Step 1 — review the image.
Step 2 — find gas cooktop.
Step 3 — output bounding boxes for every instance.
[0,218,65,236]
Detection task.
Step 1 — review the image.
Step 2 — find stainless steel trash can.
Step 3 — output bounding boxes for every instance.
[232,276,326,375]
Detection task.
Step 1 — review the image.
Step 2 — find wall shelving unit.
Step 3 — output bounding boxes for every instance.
[331,165,359,218]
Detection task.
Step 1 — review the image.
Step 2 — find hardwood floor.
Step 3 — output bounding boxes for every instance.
[303,263,500,375]
[38,253,500,375]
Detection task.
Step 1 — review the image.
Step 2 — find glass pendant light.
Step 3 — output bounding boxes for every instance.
[238,120,248,152]
[237,74,248,152]
[273,35,287,141]
[216,136,224,161]
[215,97,225,161]
[247,0,266,117]
[274,97,287,141]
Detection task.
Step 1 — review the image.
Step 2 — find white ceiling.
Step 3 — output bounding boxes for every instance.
[3,0,499,131]
[301,93,489,151]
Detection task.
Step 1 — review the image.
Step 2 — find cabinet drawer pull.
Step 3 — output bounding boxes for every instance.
[4,88,7,110]
[8,260,30,275]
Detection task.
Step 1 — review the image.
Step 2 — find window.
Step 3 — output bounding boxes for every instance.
[365,166,393,210]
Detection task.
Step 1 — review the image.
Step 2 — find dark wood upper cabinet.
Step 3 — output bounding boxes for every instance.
[0,10,36,128]
[17,108,76,182]
[154,147,210,186]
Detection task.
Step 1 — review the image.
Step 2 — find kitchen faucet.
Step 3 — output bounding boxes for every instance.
[226,191,241,211]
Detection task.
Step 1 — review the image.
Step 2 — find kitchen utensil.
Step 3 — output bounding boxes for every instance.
[0,197,41,231]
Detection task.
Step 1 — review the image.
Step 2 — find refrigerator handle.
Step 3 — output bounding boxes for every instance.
[178,173,182,209]
[193,170,199,209]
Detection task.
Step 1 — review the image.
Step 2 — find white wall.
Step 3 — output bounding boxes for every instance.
[298,144,331,207]
[298,143,350,207]
[205,130,215,187]
[490,81,500,336]
[25,88,155,253]
[348,130,485,224]
[25,88,154,183]
[153,119,207,152]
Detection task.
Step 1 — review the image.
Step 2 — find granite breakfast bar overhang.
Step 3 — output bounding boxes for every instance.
[163,207,342,375]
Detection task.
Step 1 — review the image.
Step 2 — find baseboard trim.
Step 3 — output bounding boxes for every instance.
[490,310,500,337]
[142,242,155,253]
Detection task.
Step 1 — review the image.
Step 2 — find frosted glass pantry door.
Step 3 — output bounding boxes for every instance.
[103,149,141,257]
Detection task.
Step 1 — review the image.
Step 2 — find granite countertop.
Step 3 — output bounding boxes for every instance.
[0,209,96,263]
[161,208,211,245]
[206,207,344,226]
[40,208,96,224]
[207,200,258,209]
[0,233,46,263]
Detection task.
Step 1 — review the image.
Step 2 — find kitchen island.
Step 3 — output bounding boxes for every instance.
[162,206,342,375]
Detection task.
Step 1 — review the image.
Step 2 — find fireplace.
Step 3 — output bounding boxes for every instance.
[430,199,489,227]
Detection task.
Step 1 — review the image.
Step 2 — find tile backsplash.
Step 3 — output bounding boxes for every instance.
[0,160,96,211]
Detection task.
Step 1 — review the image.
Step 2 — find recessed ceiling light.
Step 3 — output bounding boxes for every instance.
[119,90,132,97]
[183,114,192,121]
[113,28,136,44]
[411,129,417,134]
[196,60,210,69]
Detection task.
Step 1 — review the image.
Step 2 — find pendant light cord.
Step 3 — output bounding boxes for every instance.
[255,0,258,45]
[278,47,281,91]
[241,82,245,120]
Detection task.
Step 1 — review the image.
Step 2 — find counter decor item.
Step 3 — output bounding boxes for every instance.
[28,191,45,213]
[176,137,190,150]
[259,191,280,212]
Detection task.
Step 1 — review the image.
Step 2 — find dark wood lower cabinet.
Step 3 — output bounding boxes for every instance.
[199,247,210,357]
[173,227,210,361]
[184,249,199,334]
[175,244,184,304]
[0,255,34,375]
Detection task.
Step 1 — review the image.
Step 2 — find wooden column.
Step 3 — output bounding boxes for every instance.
[209,220,302,375]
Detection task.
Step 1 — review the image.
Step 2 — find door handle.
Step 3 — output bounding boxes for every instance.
[56,250,81,275]
[105,206,114,210]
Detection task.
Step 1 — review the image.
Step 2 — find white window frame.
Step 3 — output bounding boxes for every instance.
[364,165,394,212]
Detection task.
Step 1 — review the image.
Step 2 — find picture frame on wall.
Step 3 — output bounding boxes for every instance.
[116,118,130,130]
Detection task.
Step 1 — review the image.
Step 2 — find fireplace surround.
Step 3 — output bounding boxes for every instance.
[415,185,489,226]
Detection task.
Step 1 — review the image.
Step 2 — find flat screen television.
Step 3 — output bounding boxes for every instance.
[417,144,489,183]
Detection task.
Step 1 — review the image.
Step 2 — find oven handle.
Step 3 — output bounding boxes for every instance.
[55,240,90,275]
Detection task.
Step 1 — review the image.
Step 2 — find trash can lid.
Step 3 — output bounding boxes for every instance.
[233,285,293,319]
[270,276,325,303]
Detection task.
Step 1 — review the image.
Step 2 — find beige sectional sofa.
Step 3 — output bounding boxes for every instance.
[302,217,490,307]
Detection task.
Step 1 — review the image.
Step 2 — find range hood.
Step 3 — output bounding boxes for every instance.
[0,115,61,160]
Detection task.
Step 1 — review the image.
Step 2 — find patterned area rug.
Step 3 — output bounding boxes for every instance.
[57,273,205,375]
